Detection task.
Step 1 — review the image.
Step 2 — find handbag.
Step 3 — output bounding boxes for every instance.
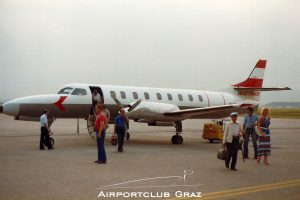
[111,133,118,146]
[217,144,229,160]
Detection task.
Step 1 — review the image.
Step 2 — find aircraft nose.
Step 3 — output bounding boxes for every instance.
[3,101,20,117]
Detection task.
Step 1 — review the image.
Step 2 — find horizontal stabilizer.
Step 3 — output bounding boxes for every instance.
[234,87,292,92]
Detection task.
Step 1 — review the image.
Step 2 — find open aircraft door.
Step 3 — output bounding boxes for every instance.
[86,86,104,139]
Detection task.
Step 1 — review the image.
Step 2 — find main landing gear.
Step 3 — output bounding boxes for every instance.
[171,121,183,145]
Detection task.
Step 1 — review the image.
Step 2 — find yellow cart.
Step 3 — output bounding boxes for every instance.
[202,120,226,143]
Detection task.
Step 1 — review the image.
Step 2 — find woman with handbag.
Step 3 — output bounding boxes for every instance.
[257,107,271,165]
[223,112,243,171]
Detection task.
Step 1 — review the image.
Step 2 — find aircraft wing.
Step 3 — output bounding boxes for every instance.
[233,87,291,91]
[164,104,241,118]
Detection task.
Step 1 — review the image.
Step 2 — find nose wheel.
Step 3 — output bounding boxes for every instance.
[44,137,54,147]
[49,137,55,146]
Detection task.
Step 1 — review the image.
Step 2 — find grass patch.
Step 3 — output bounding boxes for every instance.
[256,108,300,119]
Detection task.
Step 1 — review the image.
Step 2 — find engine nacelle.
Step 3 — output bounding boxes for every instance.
[127,102,180,121]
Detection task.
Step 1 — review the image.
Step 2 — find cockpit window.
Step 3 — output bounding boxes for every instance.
[71,88,87,95]
[58,87,73,94]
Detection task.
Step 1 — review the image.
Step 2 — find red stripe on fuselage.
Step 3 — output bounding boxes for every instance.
[54,96,67,111]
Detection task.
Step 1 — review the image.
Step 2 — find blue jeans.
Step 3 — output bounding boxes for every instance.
[243,128,258,158]
[96,130,107,162]
[116,127,126,151]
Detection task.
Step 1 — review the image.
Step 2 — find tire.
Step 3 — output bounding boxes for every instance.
[209,139,214,143]
[177,135,183,144]
[45,137,54,146]
[171,135,177,144]
[171,135,183,145]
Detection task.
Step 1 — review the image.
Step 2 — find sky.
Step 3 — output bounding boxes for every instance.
[0,0,299,103]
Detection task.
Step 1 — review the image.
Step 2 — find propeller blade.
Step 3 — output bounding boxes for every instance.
[128,99,142,112]
[112,97,124,109]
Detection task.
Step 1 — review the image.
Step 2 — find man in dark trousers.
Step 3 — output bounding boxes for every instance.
[114,109,129,152]
[40,109,53,150]
[243,107,259,159]
[223,112,243,171]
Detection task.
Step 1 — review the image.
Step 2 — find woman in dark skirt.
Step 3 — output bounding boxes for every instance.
[257,107,271,165]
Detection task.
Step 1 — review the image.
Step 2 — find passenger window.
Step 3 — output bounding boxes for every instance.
[144,92,150,100]
[58,87,73,94]
[71,88,87,95]
[167,93,172,101]
[156,93,162,100]
[188,94,193,102]
[133,92,138,99]
[178,94,183,101]
[110,91,116,98]
[198,95,203,102]
[120,91,126,99]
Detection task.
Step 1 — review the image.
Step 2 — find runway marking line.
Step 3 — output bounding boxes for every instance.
[168,179,300,200]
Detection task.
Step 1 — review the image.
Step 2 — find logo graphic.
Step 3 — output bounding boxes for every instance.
[97,170,202,198]
[53,96,67,111]
[99,170,199,190]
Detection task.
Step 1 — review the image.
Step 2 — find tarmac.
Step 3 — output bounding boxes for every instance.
[0,114,299,200]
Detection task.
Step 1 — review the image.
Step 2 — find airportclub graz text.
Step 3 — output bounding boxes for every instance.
[238,91,260,96]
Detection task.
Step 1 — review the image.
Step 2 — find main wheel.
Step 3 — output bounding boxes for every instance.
[49,137,55,146]
[171,135,183,145]
[44,137,54,147]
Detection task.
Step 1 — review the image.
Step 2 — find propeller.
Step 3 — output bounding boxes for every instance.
[112,97,123,109]
[128,99,142,112]
[112,97,142,112]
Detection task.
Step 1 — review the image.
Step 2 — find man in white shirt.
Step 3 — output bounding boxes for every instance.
[40,109,53,150]
[91,90,101,115]
[223,112,243,171]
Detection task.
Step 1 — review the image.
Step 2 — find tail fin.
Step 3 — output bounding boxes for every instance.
[231,59,267,102]
[233,60,266,88]
[220,59,290,105]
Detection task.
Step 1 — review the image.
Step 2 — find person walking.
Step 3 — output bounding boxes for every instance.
[94,104,107,164]
[243,107,259,159]
[114,109,129,152]
[257,107,271,165]
[90,89,101,115]
[39,109,53,150]
[223,112,243,171]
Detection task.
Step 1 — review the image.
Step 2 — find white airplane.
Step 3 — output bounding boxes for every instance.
[1,60,290,144]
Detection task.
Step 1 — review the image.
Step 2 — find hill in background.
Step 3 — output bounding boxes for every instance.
[264,102,300,108]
